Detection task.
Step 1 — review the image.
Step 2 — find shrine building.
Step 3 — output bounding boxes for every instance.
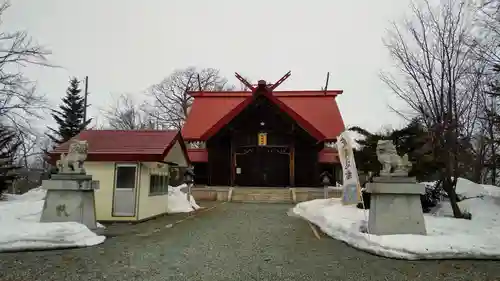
[182,72,345,187]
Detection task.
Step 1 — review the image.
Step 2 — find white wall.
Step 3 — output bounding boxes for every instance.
[137,163,170,221]
[84,139,189,222]
[86,162,138,221]
[165,140,188,166]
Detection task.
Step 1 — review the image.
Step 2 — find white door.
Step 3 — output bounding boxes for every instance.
[113,164,137,217]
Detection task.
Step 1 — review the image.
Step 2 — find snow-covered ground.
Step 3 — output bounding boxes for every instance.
[167,184,201,213]
[291,178,500,260]
[0,188,105,252]
[0,183,202,252]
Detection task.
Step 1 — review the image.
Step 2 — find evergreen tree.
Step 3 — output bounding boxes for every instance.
[350,120,443,212]
[349,126,385,175]
[47,77,91,144]
[350,118,436,181]
[0,126,20,198]
[390,118,439,180]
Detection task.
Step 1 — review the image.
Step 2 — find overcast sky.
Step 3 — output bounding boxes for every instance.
[4,0,413,133]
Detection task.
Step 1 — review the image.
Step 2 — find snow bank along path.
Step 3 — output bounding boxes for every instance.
[0,183,201,252]
[291,178,500,260]
[0,187,105,252]
[166,184,201,213]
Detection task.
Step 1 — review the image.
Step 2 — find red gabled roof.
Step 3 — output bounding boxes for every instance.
[187,148,209,163]
[182,95,247,141]
[278,96,344,141]
[49,130,190,164]
[318,148,340,163]
[182,90,345,141]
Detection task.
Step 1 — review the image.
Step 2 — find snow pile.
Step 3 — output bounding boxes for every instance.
[9,186,47,201]
[420,178,500,199]
[167,184,201,213]
[454,178,500,198]
[291,178,500,260]
[2,187,46,202]
[0,188,105,252]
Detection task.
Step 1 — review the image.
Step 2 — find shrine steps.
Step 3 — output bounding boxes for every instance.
[230,188,293,203]
[191,186,342,204]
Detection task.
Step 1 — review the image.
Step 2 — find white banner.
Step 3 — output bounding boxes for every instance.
[337,131,361,205]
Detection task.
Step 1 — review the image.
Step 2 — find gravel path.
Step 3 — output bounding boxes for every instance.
[1,202,500,281]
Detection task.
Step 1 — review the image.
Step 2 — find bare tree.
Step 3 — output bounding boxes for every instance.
[103,93,155,130]
[30,134,53,170]
[15,130,39,167]
[0,0,52,170]
[472,80,499,184]
[147,67,232,129]
[476,0,500,64]
[381,0,487,218]
[0,1,51,131]
[468,0,500,184]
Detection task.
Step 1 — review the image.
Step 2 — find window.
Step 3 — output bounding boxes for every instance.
[115,166,137,189]
[149,172,169,196]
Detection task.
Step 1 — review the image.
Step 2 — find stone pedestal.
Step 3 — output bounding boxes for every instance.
[40,173,99,231]
[365,176,427,235]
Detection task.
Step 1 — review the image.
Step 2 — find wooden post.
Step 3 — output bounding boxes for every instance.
[231,153,236,186]
[289,124,295,187]
[332,165,336,184]
[83,76,89,126]
[230,133,235,186]
[207,147,212,186]
[290,141,295,187]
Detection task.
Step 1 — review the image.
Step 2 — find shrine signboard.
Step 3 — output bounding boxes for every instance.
[337,131,361,205]
[258,132,267,146]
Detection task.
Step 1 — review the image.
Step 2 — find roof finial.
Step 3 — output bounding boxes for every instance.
[270,71,292,90]
[323,72,330,95]
[235,72,255,91]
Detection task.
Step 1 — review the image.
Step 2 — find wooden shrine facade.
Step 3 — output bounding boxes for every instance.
[181,72,346,187]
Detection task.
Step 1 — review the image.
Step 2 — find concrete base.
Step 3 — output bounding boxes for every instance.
[366,177,427,235]
[40,179,98,231]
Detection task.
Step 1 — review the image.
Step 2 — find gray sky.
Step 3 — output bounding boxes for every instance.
[4,0,412,133]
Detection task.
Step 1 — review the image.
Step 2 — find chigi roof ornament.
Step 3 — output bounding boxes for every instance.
[234,71,292,93]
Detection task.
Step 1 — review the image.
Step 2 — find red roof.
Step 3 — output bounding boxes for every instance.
[187,149,209,163]
[182,95,247,141]
[49,130,189,163]
[182,90,345,141]
[187,148,339,163]
[318,148,339,163]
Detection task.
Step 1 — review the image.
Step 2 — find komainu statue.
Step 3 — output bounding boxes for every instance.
[376,140,412,176]
[57,140,89,174]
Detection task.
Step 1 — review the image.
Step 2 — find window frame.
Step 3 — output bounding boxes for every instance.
[148,168,170,196]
